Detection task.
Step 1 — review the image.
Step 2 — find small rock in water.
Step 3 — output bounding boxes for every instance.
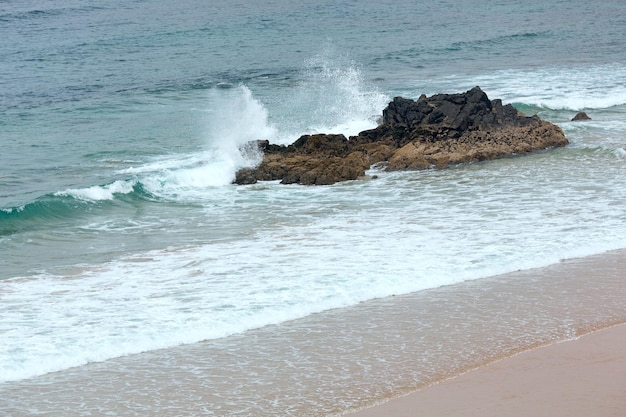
[571,111,591,121]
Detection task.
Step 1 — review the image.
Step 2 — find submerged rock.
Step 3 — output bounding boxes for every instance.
[234,87,569,185]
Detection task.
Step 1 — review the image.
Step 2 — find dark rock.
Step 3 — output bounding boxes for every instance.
[291,134,350,156]
[234,87,569,185]
[571,111,591,121]
[234,167,258,185]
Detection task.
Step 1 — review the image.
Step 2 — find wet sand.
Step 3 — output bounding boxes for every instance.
[349,323,626,417]
[1,250,625,416]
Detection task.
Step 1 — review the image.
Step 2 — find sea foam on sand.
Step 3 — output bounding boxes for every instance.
[1,250,625,416]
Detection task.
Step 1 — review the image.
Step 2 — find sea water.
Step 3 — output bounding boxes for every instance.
[1,0,626,415]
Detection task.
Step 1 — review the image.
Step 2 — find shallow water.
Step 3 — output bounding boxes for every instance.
[2,250,625,416]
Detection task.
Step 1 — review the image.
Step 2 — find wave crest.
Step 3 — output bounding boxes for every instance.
[54,180,136,202]
[431,64,626,111]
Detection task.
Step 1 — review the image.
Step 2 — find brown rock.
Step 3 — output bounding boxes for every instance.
[234,87,569,185]
[234,167,259,185]
[571,111,591,121]
[387,142,430,170]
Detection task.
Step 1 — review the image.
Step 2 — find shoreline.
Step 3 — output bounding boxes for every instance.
[1,249,625,416]
[347,322,626,417]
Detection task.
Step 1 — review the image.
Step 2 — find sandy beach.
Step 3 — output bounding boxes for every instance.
[2,250,625,416]
[349,323,626,417]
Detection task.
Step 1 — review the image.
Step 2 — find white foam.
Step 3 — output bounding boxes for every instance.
[175,85,276,187]
[273,55,389,142]
[4,155,626,382]
[422,63,626,111]
[1,207,21,214]
[54,180,135,202]
[497,64,626,110]
[115,86,277,199]
[116,70,388,201]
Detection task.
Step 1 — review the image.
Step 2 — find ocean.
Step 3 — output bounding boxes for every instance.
[1,0,625,415]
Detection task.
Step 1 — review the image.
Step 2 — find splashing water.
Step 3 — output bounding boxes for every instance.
[272,55,390,142]
[205,85,277,166]
[116,86,277,199]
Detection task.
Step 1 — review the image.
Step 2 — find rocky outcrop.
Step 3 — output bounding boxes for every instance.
[234,135,371,185]
[234,87,569,185]
[572,111,591,121]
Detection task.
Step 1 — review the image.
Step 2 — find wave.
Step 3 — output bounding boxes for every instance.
[1,111,262,234]
[2,85,274,220]
[118,85,276,199]
[116,61,388,198]
[54,180,136,202]
[515,93,626,112]
[479,64,626,111]
[270,53,390,143]
[418,64,626,112]
[0,181,155,236]
[2,66,389,227]
[137,62,388,196]
[4,176,626,382]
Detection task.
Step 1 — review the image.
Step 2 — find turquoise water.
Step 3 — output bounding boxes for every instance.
[1,0,626,414]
